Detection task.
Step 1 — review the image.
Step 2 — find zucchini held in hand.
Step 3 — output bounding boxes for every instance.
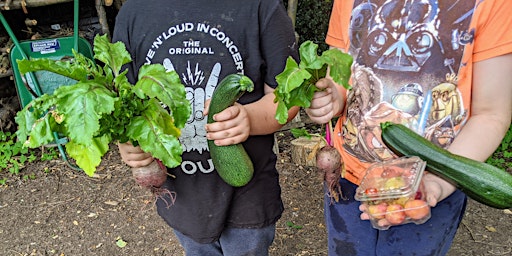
[207,74,255,187]
[380,122,512,209]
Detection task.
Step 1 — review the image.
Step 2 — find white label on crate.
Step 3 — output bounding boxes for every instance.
[50,24,62,31]
[31,39,61,54]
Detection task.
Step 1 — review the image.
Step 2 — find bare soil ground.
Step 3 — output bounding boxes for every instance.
[0,122,511,256]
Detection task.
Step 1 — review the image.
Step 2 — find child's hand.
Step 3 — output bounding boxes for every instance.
[117,142,154,168]
[421,172,457,207]
[359,204,371,220]
[305,77,344,124]
[204,101,250,146]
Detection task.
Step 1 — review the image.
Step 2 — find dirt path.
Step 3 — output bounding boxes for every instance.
[0,131,511,255]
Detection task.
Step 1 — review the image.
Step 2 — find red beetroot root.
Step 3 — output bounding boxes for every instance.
[131,160,176,208]
[316,145,345,203]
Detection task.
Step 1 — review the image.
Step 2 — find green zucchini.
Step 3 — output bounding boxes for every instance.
[380,122,512,209]
[207,74,254,187]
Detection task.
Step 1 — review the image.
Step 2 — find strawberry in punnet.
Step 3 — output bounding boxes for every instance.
[385,204,406,225]
[404,199,430,220]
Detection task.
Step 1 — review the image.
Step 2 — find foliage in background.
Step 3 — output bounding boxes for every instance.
[285,0,333,52]
[0,131,58,184]
[0,131,33,176]
[487,125,512,173]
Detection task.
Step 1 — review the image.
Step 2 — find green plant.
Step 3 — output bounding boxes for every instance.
[207,74,254,187]
[290,124,328,139]
[290,127,313,139]
[0,131,58,178]
[273,41,352,124]
[381,122,512,209]
[14,34,191,176]
[286,221,303,230]
[40,148,59,161]
[1,131,35,174]
[22,173,36,181]
[487,125,512,171]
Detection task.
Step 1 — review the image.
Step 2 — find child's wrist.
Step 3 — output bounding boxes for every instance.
[423,172,457,202]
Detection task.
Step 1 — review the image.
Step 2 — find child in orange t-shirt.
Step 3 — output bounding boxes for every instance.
[305,0,512,255]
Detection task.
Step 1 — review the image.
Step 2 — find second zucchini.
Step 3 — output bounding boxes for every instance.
[380,122,512,209]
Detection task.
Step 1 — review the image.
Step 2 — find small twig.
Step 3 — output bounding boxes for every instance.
[461,220,512,254]
[8,249,23,256]
[488,247,512,256]
[461,220,479,242]
[17,196,77,208]
[310,250,329,256]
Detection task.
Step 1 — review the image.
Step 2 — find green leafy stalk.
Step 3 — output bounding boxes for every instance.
[15,34,191,176]
[274,41,353,124]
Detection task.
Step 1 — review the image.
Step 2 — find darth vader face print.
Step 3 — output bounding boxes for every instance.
[354,0,443,73]
[351,0,475,77]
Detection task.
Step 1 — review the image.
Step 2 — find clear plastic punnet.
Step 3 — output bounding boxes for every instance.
[355,156,431,230]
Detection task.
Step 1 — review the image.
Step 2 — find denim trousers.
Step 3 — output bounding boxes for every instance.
[173,224,276,256]
[325,178,467,256]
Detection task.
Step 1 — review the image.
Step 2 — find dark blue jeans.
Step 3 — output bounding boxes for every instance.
[173,225,276,256]
[325,178,467,256]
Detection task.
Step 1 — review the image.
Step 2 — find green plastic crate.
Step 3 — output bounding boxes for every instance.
[10,36,94,108]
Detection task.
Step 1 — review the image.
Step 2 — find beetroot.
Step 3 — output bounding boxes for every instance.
[131,160,168,188]
[316,145,345,203]
[131,160,176,207]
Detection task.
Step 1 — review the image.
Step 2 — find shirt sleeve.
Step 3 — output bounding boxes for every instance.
[472,0,512,62]
[112,6,138,84]
[325,0,352,51]
[259,0,299,88]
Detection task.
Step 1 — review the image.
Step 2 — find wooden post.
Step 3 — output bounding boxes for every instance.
[287,0,298,28]
[95,0,111,38]
[287,0,300,45]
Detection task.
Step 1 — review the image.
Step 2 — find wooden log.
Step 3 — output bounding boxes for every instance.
[290,136,326,167]
[0,0,73,10]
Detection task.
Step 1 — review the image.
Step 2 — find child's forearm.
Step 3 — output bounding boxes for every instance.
[245,90,300,136]
[447,115,509,162]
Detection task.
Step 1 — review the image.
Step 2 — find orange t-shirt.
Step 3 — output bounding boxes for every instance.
[326,0,512,185]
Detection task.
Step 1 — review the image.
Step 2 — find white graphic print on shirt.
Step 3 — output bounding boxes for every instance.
[144,22,245,175]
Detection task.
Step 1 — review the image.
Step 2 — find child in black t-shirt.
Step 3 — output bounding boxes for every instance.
[113,0,299,254]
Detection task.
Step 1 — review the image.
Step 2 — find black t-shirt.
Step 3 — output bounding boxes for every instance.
[113,0,298,243]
